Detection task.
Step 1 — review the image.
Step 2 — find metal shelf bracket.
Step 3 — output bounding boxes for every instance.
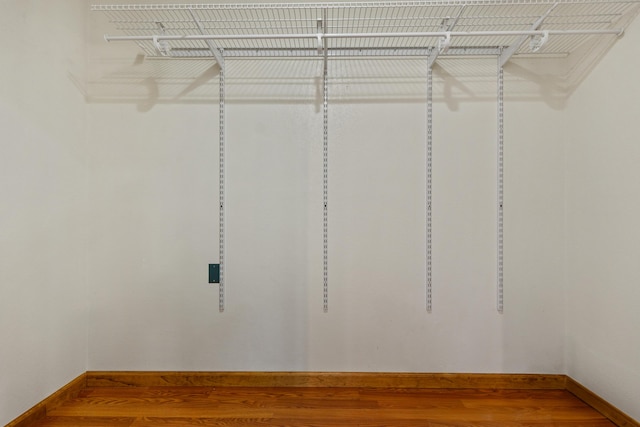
[188,9,225,71]
[499,3,558,67]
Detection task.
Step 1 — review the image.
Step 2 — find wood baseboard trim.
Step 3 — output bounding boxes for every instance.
[5,373,86,427]
[566,377,640,427]
[85,371,566,389]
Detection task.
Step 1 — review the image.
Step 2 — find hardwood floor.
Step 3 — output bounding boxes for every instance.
[30,386,615,426]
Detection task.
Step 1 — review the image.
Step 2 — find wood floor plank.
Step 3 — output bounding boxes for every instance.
[208,386,378,410]
[29,416,135,427]
[49,406,273,418]
[80,386,216,398]
[266,407,607,422]
[129,417,278,426]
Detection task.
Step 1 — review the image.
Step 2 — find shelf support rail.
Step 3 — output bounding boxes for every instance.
[426,65,433,313]
[319,8,329,313]
[322,47,329,313]
[219,54,226,313]
[497,60,504,314]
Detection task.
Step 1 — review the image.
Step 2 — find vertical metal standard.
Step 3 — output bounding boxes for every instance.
[497,63,504,314]
[219,62,226,313]
[426,66,433,313]
[323,61,329,314]
[322,9,329,313]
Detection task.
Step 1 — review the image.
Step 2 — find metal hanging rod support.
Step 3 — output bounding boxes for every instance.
[427,6,465,68]
[104,28,624,44]
[499,2,559,67]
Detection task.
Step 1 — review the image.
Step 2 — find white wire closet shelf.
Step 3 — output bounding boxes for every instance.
[94,0,640,67]
[91,0,640,314]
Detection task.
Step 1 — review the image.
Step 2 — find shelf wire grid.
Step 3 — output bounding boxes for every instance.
[94,1,640,59]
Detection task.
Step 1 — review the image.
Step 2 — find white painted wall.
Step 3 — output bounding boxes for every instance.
[0,1,87,425]
[86,9,567,374]
[565,16,640,421]
[14,2,640,422]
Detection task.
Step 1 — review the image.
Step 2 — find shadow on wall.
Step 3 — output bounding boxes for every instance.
[82,53,590,111]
